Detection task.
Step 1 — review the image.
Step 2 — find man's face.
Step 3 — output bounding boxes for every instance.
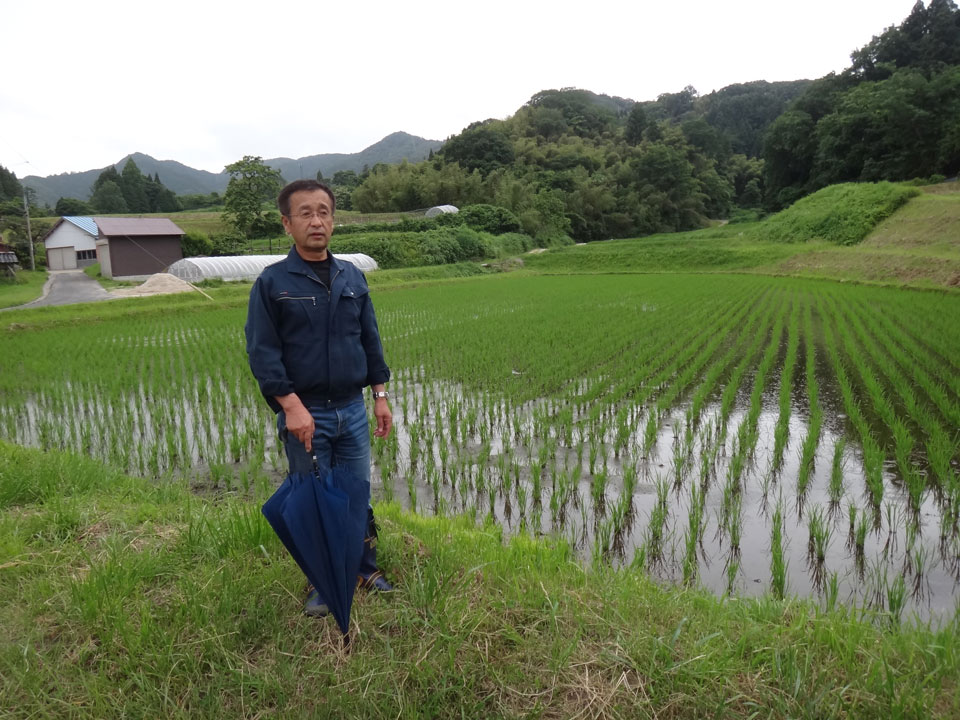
[282,188,335,261]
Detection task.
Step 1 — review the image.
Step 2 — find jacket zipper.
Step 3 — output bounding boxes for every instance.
[277,296,316,306]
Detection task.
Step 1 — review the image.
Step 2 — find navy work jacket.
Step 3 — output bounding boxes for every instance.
[244,247,390,413]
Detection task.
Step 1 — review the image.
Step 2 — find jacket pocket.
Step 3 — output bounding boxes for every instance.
[276,295,318,340]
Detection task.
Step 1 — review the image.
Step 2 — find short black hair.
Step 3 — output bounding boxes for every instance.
[277,179,336,216]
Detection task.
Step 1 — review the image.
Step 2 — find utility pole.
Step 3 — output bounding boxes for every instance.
[22,186,34,271]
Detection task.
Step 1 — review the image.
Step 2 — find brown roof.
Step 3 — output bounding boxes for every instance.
[94,217,184,237]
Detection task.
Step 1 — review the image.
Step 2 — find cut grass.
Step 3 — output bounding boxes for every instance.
[0,270,48,309]
[1,440,958,719]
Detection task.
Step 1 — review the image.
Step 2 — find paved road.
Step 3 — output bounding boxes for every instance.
[3,270,115,311]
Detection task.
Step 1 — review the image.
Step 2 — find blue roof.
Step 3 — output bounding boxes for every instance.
[63,216,99,236]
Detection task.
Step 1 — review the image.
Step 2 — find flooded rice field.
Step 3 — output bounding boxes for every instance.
[2,274,958,625]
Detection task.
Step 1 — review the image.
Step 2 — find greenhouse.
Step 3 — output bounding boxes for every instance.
[166,253,379,282]
[425,205,458,218]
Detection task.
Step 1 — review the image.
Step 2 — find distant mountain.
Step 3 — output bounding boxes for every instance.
[23,131,441,206]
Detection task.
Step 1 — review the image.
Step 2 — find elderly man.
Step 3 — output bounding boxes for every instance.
[245,179,394,617]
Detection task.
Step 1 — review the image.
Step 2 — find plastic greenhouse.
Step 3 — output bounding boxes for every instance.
[425,205,458,218]
[166,254,379,282]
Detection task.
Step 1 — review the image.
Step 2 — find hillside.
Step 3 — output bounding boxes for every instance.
[523,181,960,290]
[22,132,441,206]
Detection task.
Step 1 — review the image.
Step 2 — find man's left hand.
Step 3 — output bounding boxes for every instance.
[374,398,392,438]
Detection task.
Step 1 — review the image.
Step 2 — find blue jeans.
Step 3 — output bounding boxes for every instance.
[278,398,370,485]
[278,399,380,594]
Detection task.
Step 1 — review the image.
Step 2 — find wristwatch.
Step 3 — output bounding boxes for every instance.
[372,390,389,400]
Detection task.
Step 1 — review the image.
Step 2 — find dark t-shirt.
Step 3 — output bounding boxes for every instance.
[306,255,331,289]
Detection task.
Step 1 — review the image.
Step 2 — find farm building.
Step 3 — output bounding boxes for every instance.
[166,253,379,283]
[0,241,19,278]
[95,217,184,279]
[42,216,99,270]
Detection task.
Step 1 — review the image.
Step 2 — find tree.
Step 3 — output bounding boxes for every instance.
[222,156,283,238]
[90,180,129,213]
[121,159,149,212]
[624,104,648,145]
[441,125,515,176]
[0,164,22,202]
[55,197,93,215]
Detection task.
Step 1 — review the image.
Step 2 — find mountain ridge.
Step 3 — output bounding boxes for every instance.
[22,131,442,206]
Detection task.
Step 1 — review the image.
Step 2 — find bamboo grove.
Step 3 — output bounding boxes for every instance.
[1,274,958,623]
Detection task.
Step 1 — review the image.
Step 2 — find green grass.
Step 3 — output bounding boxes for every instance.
[0,269,47,309]
[762,182,921,245]
[1,439,957,718]
[524,182,959,290]
[82,262,138,290]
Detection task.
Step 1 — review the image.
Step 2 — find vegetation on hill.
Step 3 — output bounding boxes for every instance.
[762,182,920,245]
[344,1,958,243]
[764,0,960,207]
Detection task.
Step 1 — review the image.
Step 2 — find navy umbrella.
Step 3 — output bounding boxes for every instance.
[262,459,370,635]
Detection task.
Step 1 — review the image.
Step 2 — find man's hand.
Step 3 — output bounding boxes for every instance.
[276,394,314,452]
[374,397,392,439]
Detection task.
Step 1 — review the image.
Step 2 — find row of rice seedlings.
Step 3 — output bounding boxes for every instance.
[848,292,960,430]
[820,306,886,509]
[824,294,947,520]
[825,296,918,461]
[770,499,787,599]
[725,299,787,494]
[795,301,823,501]
[633,292,764,456]
[844,295,960,487]
[771,300,801,473]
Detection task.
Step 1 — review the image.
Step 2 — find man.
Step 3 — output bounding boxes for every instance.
[245,179,394,618]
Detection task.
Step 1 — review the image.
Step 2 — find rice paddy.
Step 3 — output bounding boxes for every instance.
[2,273,958,625]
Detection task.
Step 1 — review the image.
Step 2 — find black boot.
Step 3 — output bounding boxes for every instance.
[358,507,394,591]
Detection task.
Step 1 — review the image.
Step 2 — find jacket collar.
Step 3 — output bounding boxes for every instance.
[284,246,344,280]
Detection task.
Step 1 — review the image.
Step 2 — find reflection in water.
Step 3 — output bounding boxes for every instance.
[3,369,958,627]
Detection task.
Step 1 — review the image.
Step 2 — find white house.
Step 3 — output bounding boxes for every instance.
[42,216,99,270]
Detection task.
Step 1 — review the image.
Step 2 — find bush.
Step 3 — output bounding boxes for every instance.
[455,204,522,235]
[489,232,535,256]
[331,227,498,269]
[210,233,248,256]
[334,217,439,236]
[181,230,213,257]
[250,211,284,239]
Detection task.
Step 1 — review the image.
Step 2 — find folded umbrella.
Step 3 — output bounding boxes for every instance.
[262,459,370,636]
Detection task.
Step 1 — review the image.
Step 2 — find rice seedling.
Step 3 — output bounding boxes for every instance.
[2,273,958,623]
[770,501,788,600]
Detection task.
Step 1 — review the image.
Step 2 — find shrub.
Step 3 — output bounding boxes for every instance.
[489,232,535,256]
[455,204,522,235]
[331,227,498,269]
[210,233,248,256]
[250,211,284,239]
[181,230,213,257]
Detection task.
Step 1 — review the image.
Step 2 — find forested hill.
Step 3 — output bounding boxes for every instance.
[346,1,959,243]
[21,132,441,206]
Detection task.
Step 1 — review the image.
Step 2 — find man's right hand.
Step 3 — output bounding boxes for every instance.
[276,394,314,453]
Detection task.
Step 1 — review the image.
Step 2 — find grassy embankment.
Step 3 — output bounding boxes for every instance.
[526,182,959,290]
[0,269,47,309]
[2,439,958,718]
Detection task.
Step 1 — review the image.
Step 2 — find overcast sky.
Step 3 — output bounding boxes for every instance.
[1,0,914,179]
